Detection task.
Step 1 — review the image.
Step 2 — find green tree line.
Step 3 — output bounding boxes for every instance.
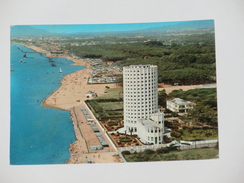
[65,33,216,84]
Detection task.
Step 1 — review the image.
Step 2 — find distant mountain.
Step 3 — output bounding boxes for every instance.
[11,25,65,37]
[120,20,215,35]
[68,32,107,37]
[11,20,214,37]
[67,20,214,37]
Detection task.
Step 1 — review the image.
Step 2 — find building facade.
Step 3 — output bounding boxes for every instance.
[167,98,194,113]
[123,65,164,144]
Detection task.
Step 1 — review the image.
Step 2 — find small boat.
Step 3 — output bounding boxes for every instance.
[59,68,62,73]
[52,63,56,67]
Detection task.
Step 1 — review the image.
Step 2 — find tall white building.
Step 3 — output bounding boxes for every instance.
[123,65,164,144]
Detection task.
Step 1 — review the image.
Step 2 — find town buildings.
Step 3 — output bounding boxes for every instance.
[123,65,164,144]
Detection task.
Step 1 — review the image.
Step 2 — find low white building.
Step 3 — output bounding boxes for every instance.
[167,98,194,113]
[137,112,164,144]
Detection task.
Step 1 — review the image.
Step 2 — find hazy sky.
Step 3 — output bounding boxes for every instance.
[30,20,213,34]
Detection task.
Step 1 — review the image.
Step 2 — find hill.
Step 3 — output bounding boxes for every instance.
[11,20,214,37]
[11,25,63,37]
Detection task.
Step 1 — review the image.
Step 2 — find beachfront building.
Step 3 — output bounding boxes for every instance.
[123,64,164,144]
[166,98,194,113]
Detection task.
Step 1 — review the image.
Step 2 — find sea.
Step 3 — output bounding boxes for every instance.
[10,44,84,165]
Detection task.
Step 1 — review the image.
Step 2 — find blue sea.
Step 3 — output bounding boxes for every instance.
[10,44,84,165]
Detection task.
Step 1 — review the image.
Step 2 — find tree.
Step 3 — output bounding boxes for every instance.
[144,40,164,47]
[115,76,123,83]
[158,89,167,107]
[129,128,133,136]
[189,103,217,124]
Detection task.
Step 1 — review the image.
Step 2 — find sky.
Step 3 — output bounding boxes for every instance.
[30,20,213,34]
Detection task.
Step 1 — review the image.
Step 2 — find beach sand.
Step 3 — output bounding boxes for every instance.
[16,43,122,163]
[18,43,116,111]
[42,67,118,110]
[41,56,121,163]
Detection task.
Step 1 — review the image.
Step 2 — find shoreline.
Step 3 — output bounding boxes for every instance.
[12,42,90,67]
[13,43,94,163]
[13,42,120,164]
[13,42,93,109]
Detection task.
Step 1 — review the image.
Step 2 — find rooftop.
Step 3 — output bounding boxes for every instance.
[123,64,157,69]
[168,98,193,105]
[139,119,161,129]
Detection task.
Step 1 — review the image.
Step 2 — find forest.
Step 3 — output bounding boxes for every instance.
[65,32,216,85]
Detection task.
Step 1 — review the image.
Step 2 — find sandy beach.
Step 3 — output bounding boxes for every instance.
[15,43,122,163]
[17,43,117,110]
[42,67,118,110]
[39,53,121,163]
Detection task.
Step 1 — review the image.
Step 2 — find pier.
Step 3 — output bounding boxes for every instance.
[15,45,36,53]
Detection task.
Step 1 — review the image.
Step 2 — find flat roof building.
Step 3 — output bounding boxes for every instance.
[167,98,194,113]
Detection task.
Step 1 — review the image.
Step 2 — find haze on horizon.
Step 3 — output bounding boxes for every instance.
[12,19,214,35]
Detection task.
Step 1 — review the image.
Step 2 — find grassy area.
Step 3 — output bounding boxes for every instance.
[171,128,218,141]
[86,90,124,120]
[98,88,123,99]
[182,128,218,140]
[99,101,123,111]
[123,147,219,162]
[85,87,124,120]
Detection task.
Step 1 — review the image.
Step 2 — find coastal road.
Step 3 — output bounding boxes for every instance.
[158,83,216,94]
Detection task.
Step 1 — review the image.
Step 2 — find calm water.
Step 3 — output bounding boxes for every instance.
[10,44,84,165]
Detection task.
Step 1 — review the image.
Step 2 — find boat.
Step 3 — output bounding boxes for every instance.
[59,68,62,73]
[51,63,56,67]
